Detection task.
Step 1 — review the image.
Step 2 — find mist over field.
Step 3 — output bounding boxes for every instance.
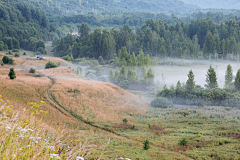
[1,0,240,159]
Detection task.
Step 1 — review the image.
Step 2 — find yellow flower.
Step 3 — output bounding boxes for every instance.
[40,101,46,104]
[0,95,2,97]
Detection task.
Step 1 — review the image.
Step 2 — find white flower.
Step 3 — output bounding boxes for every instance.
[37,137,41,140]
[12,155,16,158]
[19,148,23,151]
[76,156,84,160]
[5,126,11,131]
[120,158,124,160]
[50,154,59,159]
[125,158,131,160]
[20,129,28,133]
[35,141,38,143]
[26,145,31,147]
[47,146,55,151]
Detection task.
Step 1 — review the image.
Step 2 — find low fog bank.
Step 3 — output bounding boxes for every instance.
[153,59,240,88]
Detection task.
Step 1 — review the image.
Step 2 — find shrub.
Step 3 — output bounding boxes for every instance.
[45,61,58,69]
[37,47,46,54]
[23,52,26,55]
[29,68,36,73]
[35,51,42,55]
[2,56,9,64]
[85,70,96,76]
[151,97,173,108]
[178,137,188,146]
[98,56,105,65]
[143,140,150,150]
[14,53,19,57]
[98,76,106,81]
[8,51,12,55]
[1,61,3,66]
[8,68,16,79]
[86,73,97,80]
[122,118,128,123]
[12,49,19,52]
[8,58,14,65]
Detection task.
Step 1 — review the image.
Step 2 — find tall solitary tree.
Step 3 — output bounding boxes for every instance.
[8,68,16,79]
[224,64,234,87]
[205,65,218,89]
[186,70,195,92]
[234,69,240,90]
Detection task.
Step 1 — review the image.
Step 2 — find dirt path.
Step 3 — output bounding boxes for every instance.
[44,76,193,159]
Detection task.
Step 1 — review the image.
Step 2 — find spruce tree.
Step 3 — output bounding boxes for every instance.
[234,69,240,90]
[145,68,154,86]
[224,64,233,87]
[186,70,195,92]
[205,65,218,89]
[176,80,182,91]
[8,68,16,79]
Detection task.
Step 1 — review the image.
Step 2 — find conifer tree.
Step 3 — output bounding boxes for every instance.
[234,69,240,90]
[176,80,182,91]
[8,68,16,79]
[145,68,154,86]
[186,70,195,92]
[205,65,218,89]
[224,64,233,87]
[119,65,126,81]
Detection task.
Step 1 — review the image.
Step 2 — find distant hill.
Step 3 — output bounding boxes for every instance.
[21,0,199,15]
[181,0,240,9]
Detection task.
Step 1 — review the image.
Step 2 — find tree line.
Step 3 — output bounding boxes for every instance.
[154,64,240,108]
[54,17,240,61]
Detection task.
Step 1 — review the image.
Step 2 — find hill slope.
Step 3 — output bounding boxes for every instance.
[22,0,199,15]
[182,0,240,9]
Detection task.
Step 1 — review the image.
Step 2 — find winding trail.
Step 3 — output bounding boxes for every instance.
[44,76,193,159]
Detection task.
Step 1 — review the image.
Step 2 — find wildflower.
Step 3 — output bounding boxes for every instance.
[19,148,23,151]
[5,126,11,131]
[40,101,46,104]
[12,155,16,158]
[50,154,60,159]
[76,156,84,160]
[26,145,31,147]
[120,158,124,159]
[37,137,41,140]
[125,158,131,160]
[1,140,3,143]
[35,141,38,143]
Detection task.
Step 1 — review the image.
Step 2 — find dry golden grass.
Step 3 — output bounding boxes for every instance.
[50,78,149,123]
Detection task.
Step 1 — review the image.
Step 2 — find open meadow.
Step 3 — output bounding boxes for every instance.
[0,50,240,159]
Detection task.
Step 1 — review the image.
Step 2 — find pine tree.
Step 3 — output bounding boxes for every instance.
[119,65,126,81]
[224,64,233,87]
[8,68,16,79]
[145,68,154,86]
[186,70,195,92]
[235,69,240,90]
[205,65,218,89]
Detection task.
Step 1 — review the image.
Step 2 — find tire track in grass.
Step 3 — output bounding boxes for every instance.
[45,76,193,159]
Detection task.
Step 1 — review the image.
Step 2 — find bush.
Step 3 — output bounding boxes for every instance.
[85,70,96,76]
[122,118,128,123]
[23,52,26,55]
[35,51,42,55]
[86,73,97,80]
[45,61,58,69]
[178,137,188,146]
[8,68,16,79]
[8,51,12,55]
[98,56,105,65]
[2,56,9,64]
[29,68,36,73]
[151,97,173,108]
[14,53,19,57]
[1,61,4,66]
[143,140,150,150]
[8,58,14,65]
[37,47,46,54]
[12,49,19,52]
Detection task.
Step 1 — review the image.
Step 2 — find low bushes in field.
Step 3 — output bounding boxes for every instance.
[45,61,57,69]
[151,97,173,108]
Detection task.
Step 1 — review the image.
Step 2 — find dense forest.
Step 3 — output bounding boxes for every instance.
[53,18,240,62]
[0,0,62,52]
[21,0,198,16]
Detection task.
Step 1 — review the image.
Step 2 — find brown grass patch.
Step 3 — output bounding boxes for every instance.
[50,78,149,123]
[217,126,226,130]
